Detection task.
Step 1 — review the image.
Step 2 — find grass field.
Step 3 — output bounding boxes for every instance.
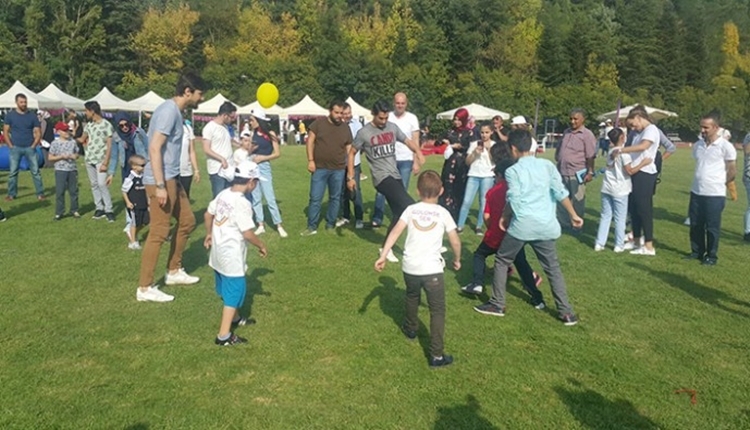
[1,144,749,429]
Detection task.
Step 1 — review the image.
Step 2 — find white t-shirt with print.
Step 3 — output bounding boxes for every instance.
[399,202,457,276]
[466,140,496,177]
[601,149,632,198]
[388,111,420,161]
[180,123,195,177]
[691,137,737,196]
[202,121,233,175]
[629,124,660,175]
[207,189,256,277]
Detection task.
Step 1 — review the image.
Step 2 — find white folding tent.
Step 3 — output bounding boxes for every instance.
[345,97,372,121]
[127,91,165,112]
[237,100,285,117]
[193,93,237,115]
[38,84,85,110]
[282,95,327,117]
[436,103,510,120]
[597,104,678,122]
[0,81,64,110]
[91,87,134,111]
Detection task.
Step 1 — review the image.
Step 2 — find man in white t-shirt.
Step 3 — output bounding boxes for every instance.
[205,159,268,346]
[372,92,421,227]
[686,113,737,266]
[202,101,237,197]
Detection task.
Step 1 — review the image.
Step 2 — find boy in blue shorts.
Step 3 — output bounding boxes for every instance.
[204,160,268,346]
[474,130,581,325]
[376,170,461,368]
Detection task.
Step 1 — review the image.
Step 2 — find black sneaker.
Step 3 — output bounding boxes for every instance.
[460,282,483,295]
[701,257,717,266]
[473,302,505,317]
[682,253,702,261]
[400,323,417,341]
[560,314,579,326]
[215,333,248,346]
[429,354,454,368]
[532,300,546,310]
[54,214,62,221]
[92,210,106,220]
[231,316,256,327]
[0,211,6,222]
[105,212,115,223]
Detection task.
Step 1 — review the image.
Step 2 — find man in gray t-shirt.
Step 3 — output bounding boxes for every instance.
[136,72,206,304]
[348,100,424,261]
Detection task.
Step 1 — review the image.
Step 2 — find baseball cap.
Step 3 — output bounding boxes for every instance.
[240,130,252,138]
[218,160,267,182]
[511,115,527,126]
[251,108,269,121]
[54,121,70,132]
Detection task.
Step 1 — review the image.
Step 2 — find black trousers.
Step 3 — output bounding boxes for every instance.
[629,172,657,242]
[375,176,415,238]
[689,193,725,260]
[179,175,193,199]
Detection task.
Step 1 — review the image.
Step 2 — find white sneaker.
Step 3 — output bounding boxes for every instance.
[335,218,350,227]
[630,247,656,256]
[594,244,605,252]
[277,226,288,238]
[355,220,364,229]
[255,225,266,235]
[380,248,399,263]
[613,246,625,253]
[165,268,200,285]
[622,242,635,251]
[136,286,174,302]
[128,241,141,250]
[684,217,691,226]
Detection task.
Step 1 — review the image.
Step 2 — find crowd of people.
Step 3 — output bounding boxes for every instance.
[1,72,747,366]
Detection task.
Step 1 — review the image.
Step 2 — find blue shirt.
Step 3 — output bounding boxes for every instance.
[144,99,183,184]
[5,110,40,147]
[506,155,569,241]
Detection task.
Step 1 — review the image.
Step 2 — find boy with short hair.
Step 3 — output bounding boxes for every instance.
[48,121,80,220]
[204,160,268,346]
[474,130,580,326]
[122,155,149,250]
[376,170,461,368]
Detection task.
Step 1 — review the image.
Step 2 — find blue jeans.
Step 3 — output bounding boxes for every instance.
[8,146,44,197]
[373,160,412,223]
[209,173,230,198]
[744,178,750,234]
[342,164,363,221]
[689,193,725,260]
[307,168,345,230]
[250,162,282,225]
[595,193,628,248]
[457,176,494,230]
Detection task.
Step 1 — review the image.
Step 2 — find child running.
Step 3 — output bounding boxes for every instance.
[204,160,268,346]
[474,130,580,325]
[121,155,149,250]
[375,170,461,368]
[594,128,651,252]
[460,157,545,309]
[48,122,80,220]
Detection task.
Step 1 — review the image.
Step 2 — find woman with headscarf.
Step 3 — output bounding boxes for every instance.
[438,108,474,221]
[248,108,287,238]
[107,111,149,185]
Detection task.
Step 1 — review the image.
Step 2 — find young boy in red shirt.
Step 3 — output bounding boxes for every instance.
[460,158,545,309]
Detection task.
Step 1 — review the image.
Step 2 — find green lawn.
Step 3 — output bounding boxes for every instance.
[1,144,749,429]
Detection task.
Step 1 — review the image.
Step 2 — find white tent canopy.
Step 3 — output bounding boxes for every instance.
[237,100,285,116]
[0,81,64,110]
[436,103,510,120]
[127,91,165,112]
[282,95,327,117]
[91,87,134,111]
[194,93,237,115]
[38,84,85,110]
[345,97,372,121]
[597,104,678,121]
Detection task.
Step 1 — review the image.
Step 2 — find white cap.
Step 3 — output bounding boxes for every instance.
[251,108,269,121]
[218,160,266,182]
[511,115,527,126]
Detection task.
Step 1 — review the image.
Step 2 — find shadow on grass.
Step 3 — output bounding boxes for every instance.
[653,206,687,225]
[433,394,498,430]
[628,262,750,318]
[555,379,660,429]
[4,196,51,217]
[358,275,430,359]
[239,267,273,319]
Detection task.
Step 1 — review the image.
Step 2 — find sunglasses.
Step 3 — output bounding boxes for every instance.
[118,123,129,129]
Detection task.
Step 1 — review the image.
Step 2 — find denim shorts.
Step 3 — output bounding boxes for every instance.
[214,271,246,308]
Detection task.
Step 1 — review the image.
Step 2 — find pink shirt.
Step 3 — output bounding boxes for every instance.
[556,127,597,176]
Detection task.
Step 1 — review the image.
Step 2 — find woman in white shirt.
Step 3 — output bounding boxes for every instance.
[457,124,496,235]
[616,109,659,255]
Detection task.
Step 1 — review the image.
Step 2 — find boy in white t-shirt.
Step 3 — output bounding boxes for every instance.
[204,160,268,346]
[375,170,461,368]
[595,128,652,252]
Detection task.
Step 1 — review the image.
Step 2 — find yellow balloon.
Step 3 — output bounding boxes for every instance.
[256,83,279,109]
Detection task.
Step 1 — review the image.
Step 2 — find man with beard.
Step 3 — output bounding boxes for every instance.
[78,101,115,221]
[4,93,44,201]
[135,72,206,303]
[301,100,352,236]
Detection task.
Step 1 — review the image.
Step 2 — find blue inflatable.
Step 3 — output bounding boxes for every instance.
[0,146,45,171]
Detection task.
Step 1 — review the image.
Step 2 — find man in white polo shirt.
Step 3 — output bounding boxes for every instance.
[687,112,736,266]
[372,92,420,227]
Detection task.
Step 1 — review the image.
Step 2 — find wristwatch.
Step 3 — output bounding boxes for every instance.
[156,183,166,189]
